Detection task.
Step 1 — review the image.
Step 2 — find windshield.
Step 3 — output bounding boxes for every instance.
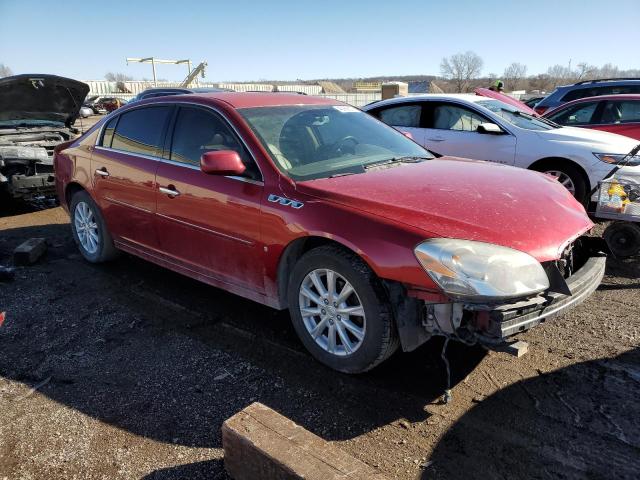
[476,100,558,130]
[239,105,432,180]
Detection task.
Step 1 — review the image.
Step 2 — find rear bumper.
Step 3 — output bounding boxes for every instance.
[479,255,606,339]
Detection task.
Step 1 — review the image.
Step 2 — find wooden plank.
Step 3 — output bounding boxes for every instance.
[222,402,388,480]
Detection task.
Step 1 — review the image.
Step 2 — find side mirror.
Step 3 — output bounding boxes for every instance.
[477,123,504,134]
[200,150,246,176]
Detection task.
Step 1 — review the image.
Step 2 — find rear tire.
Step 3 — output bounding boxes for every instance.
[287,245,399,374]
[70,191,119,263]
[532,162,588,205]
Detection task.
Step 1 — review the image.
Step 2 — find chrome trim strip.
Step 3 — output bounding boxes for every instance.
[93,100,265,182]
[94,145,163,162]
[155,212,254,245]
[104,196,152,213]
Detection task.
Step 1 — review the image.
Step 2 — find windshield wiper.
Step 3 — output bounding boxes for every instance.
[364,155,430,170]
[510,109,559,128]
[329,171,359,178]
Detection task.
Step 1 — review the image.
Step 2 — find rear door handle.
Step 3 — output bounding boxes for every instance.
[95,168,109,177]
[427,137,445,142]
[159,186,180,197]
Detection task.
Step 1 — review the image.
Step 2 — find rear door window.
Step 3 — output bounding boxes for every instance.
[100,116,118,147]
[111,106,171,157]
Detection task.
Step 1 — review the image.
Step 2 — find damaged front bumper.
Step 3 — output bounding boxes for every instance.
[467,255,606,341]
[397,247,606,353]
[0,171,56,201]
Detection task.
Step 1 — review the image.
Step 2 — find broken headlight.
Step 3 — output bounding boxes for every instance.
[414,239,549,302]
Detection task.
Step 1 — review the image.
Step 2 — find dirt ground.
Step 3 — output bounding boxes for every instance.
[0,206,639,480]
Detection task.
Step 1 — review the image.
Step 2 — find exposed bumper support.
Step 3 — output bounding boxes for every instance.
[477,255,606,339]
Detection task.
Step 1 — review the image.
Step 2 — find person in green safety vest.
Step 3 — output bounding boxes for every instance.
[489,80,505,92]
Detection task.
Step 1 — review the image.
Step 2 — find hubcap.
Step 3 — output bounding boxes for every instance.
[74,201,99,254]
[545,170,576,196]
[298,269,366,356]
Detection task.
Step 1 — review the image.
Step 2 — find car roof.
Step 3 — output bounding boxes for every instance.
[364,94,487,108]
[555,93,640,104]
[558,79,640,90]
[168,92,344,109]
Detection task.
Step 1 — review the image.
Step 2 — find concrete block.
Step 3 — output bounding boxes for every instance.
[222,402,388,480]
[13,238,47,265]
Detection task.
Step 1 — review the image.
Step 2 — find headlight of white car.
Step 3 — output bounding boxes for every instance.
[593,153,640,167]
[414,239,550,302]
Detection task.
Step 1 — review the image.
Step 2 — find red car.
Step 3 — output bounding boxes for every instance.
[544,94,640,140]
[54,93,605,373]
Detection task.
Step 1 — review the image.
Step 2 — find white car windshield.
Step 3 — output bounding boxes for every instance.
[239,105,433,181]
[476,100,559,131]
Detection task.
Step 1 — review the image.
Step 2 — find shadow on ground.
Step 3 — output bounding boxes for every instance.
[141,460,226,480]
[425,348,640,480]
[0,223,486,451]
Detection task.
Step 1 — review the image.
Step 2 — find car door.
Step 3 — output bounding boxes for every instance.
[92,105,172,250]
[420,101,517,164]
[154,105,264,290]
[369,102,428,145]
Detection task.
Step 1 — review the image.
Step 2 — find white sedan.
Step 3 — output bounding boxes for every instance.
[363,94,640,203]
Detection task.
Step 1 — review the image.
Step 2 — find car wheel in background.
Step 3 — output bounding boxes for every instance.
[604,221,640,258]
[287,245,399,373]
[70,191,119,263]
[532,162,588,205]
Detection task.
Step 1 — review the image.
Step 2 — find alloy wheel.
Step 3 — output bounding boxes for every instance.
[298,268,366,356]
[74,201,99,254]
[544,169,576,195]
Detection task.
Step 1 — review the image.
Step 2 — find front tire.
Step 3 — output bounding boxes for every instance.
[70,191,119,263]
[287,245,398,373]
[532,162,588,205]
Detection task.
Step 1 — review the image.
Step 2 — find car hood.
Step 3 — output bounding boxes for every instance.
[536,125,639,152]
[474,87,538,116]
[296,158,593,262]
[0,74,90,127]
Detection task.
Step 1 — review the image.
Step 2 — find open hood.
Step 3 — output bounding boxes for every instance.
[475,87,539,116]
[296,158,593,262]
[0,74,90,127]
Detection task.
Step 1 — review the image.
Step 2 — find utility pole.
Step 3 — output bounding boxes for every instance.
[125,57,193,86]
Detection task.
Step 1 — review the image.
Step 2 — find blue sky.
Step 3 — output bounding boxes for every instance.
[1,0,639,82]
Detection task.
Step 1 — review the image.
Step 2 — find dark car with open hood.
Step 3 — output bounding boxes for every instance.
[0,74,89,206]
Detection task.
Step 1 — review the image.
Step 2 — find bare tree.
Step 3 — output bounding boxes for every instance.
[105,72,134,82]
[575,62,596,80]
[440,51,483,93]
[598,63,620,78]
[503,62,527,90]
[0,64,13,78]
[546,64,574,87]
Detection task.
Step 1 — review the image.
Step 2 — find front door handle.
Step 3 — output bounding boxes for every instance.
[427,137,445,142]
[159,186,180,197]
[95,167,109,177]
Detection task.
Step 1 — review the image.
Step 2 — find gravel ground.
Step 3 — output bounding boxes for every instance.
[0,207,639,479]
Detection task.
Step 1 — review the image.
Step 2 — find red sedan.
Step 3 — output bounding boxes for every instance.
[544,94,640,140]
[54,93,605,373]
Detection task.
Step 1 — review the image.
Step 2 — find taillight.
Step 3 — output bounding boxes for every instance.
[534,105,549,115]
